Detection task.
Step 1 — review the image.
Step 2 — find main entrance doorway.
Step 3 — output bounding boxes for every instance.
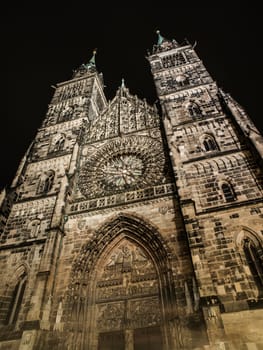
[94,239,164,350]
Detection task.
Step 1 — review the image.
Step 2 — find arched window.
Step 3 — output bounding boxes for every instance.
[43,170,54,193]
[49,134,65,154]
[203,135,218,152]
[6,273,27,325]
[53,137,65,152]
[162,53,187,68]
[60,105,73,121]
[28,219,41,238]
[243,238,263,291]
[221,182,235,202]
[188,102,202,118]
[162,55,174,68]
[37,170,55,194]
[175,52,186,65]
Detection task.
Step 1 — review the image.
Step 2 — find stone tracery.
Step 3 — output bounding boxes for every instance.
[63,213,174,349]
[78,136,166,198]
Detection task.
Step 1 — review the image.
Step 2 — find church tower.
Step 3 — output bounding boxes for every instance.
[148,31,263,348]
[0,32,263,350]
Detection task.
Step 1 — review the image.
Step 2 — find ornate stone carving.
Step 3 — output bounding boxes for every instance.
[129,297,161,328]
[69,214,170,279]
[62,214,175,348]
[28,219,41,238]
[69,183,175,214]
[78,136,166,198]
[86,88,159,142]
[96,240,161,331]
[97,302,125,331]
[43,96,89,126]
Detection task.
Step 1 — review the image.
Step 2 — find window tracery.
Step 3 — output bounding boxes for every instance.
[162,52,186,68]
[201,135,218,152]
[37,170,55,194]
[188,102,202,118]
[28,219,41,238]
[243,238,263,291]
[49,134,65,154]
[236,230,263,295]
[6,273,27,325]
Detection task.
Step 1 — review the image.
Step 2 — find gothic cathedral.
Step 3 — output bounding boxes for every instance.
[0,31,263,350]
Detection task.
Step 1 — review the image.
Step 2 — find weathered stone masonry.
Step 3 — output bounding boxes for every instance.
[0,33,262,350]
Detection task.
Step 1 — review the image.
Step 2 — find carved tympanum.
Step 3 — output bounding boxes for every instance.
[96,239,161,332]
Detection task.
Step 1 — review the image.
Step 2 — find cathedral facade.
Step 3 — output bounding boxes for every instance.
[0,32,263,350]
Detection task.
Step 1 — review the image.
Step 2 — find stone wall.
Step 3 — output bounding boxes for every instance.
[222,309,263,349]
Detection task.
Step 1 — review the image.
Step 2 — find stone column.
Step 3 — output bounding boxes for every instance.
[25,228,63,323]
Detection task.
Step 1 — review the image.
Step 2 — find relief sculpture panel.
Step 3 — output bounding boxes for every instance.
[95,239,161,332]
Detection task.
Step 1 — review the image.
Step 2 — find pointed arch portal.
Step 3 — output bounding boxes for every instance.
[66,213,175,350]
[96,238,163,350]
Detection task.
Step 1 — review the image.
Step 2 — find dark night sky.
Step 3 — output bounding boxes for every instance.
[1,4,262,190]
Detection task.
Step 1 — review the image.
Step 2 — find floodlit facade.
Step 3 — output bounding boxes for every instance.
[0,32,263,350]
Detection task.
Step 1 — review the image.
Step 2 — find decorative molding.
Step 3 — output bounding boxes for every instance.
[78,136,167,198]
[68,183,175,214]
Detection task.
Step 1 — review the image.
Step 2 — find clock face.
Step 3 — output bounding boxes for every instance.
[78,136,166,198]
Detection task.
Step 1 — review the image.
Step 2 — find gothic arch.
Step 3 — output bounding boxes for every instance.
[224,155,235,168]
[69,212,173,284]
[49,133,66,153]
[234,153,246,166]
[235,228,263,296]
[3,264,28,326]
[188,162,211,176]
[185,101,203,119]
[12,263,29,281]
[37,170,55,194]
[65,213,177,350]
[175,52,187,65]
[161,52,186,68]
[27,218,41,238]
[190,164,203,176]
[211,159,227,171]
[217,177,236,202]
[200,134,218,152]
[202,161,214,174]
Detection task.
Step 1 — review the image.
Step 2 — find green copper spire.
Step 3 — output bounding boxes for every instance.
[156,30,164,45]
[84,49,97,69]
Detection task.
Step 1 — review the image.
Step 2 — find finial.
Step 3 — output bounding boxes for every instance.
[84,48,97,69]
[156,30,164,45]
[89,48,97,66]
[121,78,125,88]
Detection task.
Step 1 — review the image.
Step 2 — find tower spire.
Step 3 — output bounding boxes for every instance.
[72,49,98,78]
[121,78,125,88]
[119,77,128,97]
[84,48,97,69]
[156,30,164,46]
[152,30,179,54]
